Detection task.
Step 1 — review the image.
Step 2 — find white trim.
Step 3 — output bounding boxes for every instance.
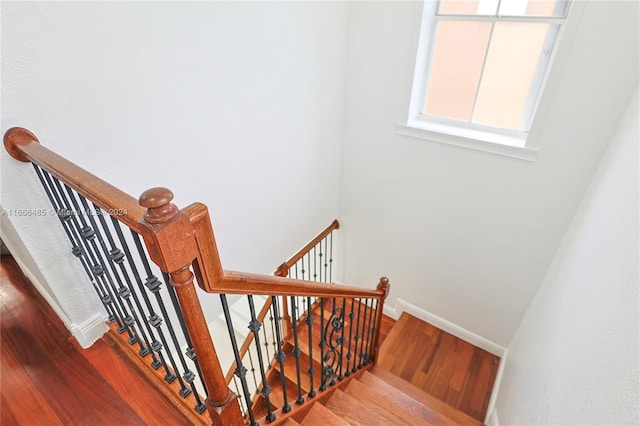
[484,350,507,425]
[70,312,108,349]
[396,122,538,161]
[383,304,399,320]
[391,298,506,356]
[486,408,500,426]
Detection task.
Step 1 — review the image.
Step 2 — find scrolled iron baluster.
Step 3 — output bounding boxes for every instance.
[322,302,344,387]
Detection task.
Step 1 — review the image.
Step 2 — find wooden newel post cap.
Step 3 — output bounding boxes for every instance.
[139,187,179,224]
[377,276,390,299]
[4,127,39,162]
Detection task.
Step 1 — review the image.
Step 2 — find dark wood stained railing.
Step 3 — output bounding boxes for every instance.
[4,127,390,426]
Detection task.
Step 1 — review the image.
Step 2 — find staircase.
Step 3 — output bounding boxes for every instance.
[243,298,489,425]
[289,369,482,425]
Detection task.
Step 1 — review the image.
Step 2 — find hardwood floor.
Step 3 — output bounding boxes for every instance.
[378,312,500,422]
[0,255,192,425]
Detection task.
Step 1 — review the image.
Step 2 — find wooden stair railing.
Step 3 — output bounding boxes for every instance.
[4,127,390,426]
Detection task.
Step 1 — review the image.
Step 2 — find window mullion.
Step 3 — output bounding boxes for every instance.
[469,20,496,125]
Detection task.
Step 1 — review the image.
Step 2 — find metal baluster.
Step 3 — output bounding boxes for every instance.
[301,256,305,281]
[365,299,379,364]
[246,346,260,396]
[111,219,164,371]
[31,165,118,324]
[161,272,208,409]
[324,236,329,283]
[244,295,275,423]
[131,232,180,383]
[318,241,323,283]
[221,295,259,426]
[93,204,152,358]
[362,299,374,368]
[306,295,316,398]
[338,298,347,381]
[290,297,305,405]
[75,196,144,351]
[319,298,326,391]
[269,303,277,358]
[329,231,334,283]
[53,179,133,338]
[352,298,363,373]
[271,296,291,413]
[232,376,247,419]
[313,245,317,281]
[345,298,355,377]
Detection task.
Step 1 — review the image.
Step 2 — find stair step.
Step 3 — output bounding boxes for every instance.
[280,343,322,393]
[282,418,302,426]
[345,375,457,425]
[325,389,390,426]
[366,367,483,426]
[302,403,349,426]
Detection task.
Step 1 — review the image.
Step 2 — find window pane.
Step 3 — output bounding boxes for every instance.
[424,21,492,122]
[472,22,550,130]
[498,0,568,17]
[438,0,499,15]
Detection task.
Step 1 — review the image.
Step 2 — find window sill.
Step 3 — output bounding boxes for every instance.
[396,121,538,161]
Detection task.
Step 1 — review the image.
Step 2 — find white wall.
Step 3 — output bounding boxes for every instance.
[340,1,639,346]
[1,2,348,341]
[493,88,639,425]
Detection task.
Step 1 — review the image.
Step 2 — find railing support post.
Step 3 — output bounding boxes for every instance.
[139,188,244,426]
[372,277,390,364]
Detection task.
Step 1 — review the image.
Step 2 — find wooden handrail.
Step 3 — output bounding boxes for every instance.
[275,219,339,277]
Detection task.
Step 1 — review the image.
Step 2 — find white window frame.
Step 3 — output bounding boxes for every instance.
[398,0,574,161]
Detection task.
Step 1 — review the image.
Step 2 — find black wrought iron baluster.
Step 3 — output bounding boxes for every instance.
[220,295,259,426]
[318,241,323,283]
[131,232,181,384]
[262,314,271,363]
[111,219,164,371]
[352,298,363,373]
[92,204,151,358]
[246,346,260,396]
[361,299,374,368]
[75,196,144,351]
[161,272,208,409]
[329,231,334,283]
[338,298,347,381]
[232,376,247,419]
[290,297,304,405]
[313,245,317,281]
[31,165,117,324]
[323,236,328,283]
[269,303,277,358]
[306,296,316,398]
[244,295,275,423]
[58,183,133,340]
[345,298,355,377]
[365,299,379,364]
[301,256,305,281]
[319,298,326,391]
[323,301,344,387]
[271,296,291,413]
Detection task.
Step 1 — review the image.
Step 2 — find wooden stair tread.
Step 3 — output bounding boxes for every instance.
[282,418,302,426]
[280,343,322,392]
[344,376,457,425]
[367,367,483,426]
[301,402,349,426]
[325,389,391,426]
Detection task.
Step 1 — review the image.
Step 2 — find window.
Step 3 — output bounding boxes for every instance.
[399,0,572,160]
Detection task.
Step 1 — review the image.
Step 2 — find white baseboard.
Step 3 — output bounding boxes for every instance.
[387,298,507,426]
[70,312,108,348]
[486,408,500,426]
[392,298,506,356]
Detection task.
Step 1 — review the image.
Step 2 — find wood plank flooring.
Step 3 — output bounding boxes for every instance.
[0,255,192,425]
[378,312,500,422]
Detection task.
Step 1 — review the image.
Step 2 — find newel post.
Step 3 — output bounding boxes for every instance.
[372,277,390,363]
[139,188,244,426]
